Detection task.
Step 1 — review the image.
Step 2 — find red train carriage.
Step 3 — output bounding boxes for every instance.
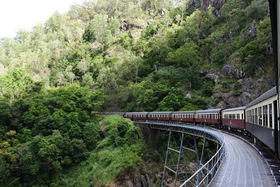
[222,106,246,130]
[195,109,223,125]
[171,111,196,123]
[124,112,148,121]
[147,111,172,121]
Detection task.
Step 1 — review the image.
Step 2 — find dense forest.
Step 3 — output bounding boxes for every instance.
[0,0,274,186]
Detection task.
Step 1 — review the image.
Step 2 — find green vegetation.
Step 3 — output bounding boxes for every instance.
[0,0,273,110]
[0,0,274,186]
[53,115,149,186]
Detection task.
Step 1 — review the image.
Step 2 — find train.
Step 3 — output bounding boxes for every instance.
[103,86,280,156]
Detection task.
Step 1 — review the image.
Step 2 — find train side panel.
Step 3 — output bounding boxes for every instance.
[222,107,246,129]
[245,87,278,152]
[124,112,148,120]
[147,112,172,121]
[171,111,196,123]
[195,109,222,125]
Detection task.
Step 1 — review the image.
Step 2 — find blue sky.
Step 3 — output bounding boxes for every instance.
[0,0,85,38]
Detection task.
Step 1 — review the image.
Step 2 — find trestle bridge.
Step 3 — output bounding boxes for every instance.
[135,120,277,187]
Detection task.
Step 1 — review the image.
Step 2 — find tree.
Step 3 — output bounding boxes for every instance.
[0,68,34,99]
[65,66,76,84]
[77,58,88,75]
[166,41,200,67]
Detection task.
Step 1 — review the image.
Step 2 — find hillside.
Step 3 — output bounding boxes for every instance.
[0,0,275,186]
[0,0,274,110]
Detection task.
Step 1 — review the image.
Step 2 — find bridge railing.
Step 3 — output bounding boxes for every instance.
[180,140,225,187]
[134,120,225,187]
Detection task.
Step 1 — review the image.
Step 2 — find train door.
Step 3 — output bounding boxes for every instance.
[269,0,280,156]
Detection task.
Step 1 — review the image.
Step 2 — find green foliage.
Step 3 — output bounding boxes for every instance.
[157,88,187,111]
[0,84,106,186]
[49,115,148,186]
[0,0,274,185]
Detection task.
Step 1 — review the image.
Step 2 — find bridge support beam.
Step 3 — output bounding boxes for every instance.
[161,131,207,187]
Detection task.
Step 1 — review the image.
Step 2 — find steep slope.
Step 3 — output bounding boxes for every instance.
[0,0,274,110]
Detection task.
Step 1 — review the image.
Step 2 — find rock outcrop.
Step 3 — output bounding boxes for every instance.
[221,65,246,79]
[188,0,227,16]
[212,77,274,108]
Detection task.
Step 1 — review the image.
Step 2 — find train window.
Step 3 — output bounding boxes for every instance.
[237,114,240,119]
[242,113,244,119]
[258,107,262,126]
[269,104,273,128]
[254,108,257,124]
[263,105,268,127]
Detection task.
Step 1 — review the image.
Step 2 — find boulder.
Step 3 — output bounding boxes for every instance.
[222,65,245,79]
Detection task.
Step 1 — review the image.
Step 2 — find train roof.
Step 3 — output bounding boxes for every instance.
[172,111,196,114]
[148,111,172,114]
[246,86,277,108]
[196,108,223,113]
[222,106,246,112]
[125,112,148,114]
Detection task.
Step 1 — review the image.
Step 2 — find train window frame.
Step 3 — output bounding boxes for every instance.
[258,107,262,126]
[269,104,273,128]
[263,105,268,127]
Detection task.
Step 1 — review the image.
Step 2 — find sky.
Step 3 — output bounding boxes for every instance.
[0,0,85,38]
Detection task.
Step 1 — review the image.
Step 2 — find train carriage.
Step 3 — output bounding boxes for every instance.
[195,109,223,125]
[245,87,278,153]
[147,111,172,121]
[171,111,196,123]
[222,106,246,130]
[124,112,148,121]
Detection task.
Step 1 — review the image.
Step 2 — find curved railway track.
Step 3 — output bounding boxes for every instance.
[210,132,276,187]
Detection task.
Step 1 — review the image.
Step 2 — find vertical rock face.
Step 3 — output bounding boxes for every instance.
[221,65,246,79]
[212,77,274,108]
[117,169,153,187]
[188,0,227,16]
